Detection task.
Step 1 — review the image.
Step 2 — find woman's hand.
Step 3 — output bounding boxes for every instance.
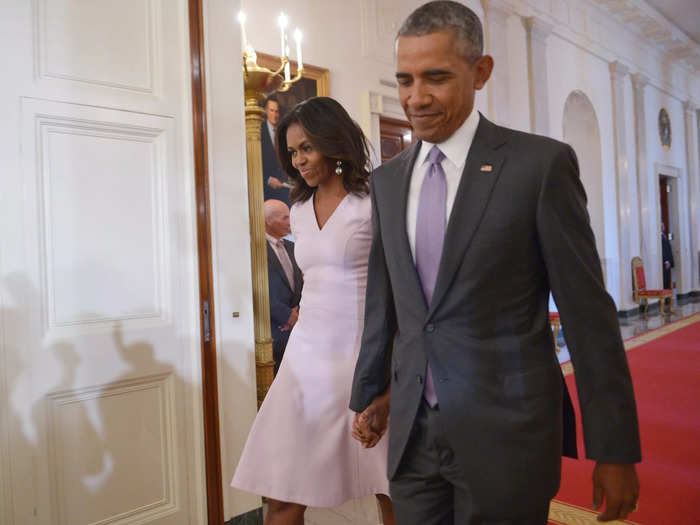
[351,389,390,448]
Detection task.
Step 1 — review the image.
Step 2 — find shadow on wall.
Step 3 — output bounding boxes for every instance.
[0,272,211,523]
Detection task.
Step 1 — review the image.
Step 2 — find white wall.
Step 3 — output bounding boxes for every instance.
[546,34,622,305]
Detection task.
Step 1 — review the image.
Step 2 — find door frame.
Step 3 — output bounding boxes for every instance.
[654,164,682,292]
[188,0,224,523]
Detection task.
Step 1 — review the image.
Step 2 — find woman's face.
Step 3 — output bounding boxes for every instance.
[286,123,331,188]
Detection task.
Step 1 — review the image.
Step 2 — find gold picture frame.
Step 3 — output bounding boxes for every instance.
[658,107,671,151]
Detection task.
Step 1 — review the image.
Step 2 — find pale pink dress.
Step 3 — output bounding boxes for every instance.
[231,192,390,507]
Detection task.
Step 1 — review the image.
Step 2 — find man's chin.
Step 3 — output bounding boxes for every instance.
[413,130,444,143]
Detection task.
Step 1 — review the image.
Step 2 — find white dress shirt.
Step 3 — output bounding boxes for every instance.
[406,109,480,261]
[266,120,276,144]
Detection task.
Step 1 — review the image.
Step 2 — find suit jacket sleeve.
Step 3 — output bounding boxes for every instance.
[269,294,292,328]
[349,178,396,413]
[536,144,641,463]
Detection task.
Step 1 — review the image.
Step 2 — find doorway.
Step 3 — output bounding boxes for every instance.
[659,174,680,290]
[379,116,415,163]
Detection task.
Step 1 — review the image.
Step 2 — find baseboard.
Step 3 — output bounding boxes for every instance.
[226,507,263,525]
[618,306,641,318]
[681,290,700,302]
[676,292,700,304]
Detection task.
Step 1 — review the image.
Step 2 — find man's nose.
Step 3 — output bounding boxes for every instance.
[406,82,431,108]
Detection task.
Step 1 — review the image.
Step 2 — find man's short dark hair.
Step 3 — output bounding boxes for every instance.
[264,95,279,108]
[398,1,483,63]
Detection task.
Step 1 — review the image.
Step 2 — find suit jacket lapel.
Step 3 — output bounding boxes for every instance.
[427,116,506,319]
[267,242,293,292]
[388,143,428,313]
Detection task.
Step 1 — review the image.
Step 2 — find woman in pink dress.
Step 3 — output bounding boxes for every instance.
[232,97,395,525]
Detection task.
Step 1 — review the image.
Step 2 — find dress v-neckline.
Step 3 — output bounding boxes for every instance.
[312,192,349,232]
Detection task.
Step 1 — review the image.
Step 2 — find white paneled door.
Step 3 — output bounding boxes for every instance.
[0,2,206,524]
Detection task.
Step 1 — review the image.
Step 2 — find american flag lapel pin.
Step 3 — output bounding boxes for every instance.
[480,164,493,172]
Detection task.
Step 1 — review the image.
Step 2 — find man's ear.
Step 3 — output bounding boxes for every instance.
[473,55,494,91]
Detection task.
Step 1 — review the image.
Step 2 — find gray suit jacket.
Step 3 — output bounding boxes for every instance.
[350,115,641,517]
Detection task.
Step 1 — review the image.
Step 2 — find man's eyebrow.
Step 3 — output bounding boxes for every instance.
[396,69,452,79]
[422,69,452,76]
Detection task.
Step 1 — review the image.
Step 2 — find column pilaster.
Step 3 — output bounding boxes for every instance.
[684,100,700,291]
[481,0,512,126]
[609,61,637,309]
[523,16,553,136]
[631,73,655,286]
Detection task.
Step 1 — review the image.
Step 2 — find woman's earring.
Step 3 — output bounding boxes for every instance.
[335,160,343,175]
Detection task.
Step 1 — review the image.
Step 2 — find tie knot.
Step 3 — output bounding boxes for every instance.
[427,145,445,166]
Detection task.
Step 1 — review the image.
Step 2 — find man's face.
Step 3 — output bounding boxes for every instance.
[396,30,492,143]
[266,206,291,238]
[265,100,280,126]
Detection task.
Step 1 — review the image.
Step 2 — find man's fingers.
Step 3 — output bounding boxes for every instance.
[597,501,622,522]
[592,483,604,511]
[617,500,636,520]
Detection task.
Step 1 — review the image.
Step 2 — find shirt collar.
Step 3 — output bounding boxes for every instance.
[266,120,276,140]
[416,109,480,170]
[266,233,283,246]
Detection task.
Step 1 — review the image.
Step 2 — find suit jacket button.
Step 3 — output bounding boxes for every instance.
[416,374,423,384]
[425,323,435,332]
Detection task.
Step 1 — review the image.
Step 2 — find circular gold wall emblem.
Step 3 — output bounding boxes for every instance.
[658,108,671,150]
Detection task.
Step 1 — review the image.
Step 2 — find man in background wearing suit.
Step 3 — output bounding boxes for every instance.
[350,2,640,524]
[265,199,302,374]
[261,96,291,205]
[661,222,674,289]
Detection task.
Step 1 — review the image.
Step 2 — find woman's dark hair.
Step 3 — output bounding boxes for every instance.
[275,97,371,203]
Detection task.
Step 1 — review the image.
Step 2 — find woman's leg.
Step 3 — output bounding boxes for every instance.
[376,493,396,525]
[265,498,306,525]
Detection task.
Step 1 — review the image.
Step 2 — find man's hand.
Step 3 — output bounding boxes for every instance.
[287,307,298,329]
[664,261,671,270]
[268,176,283,189]
[351,390,390,448]
[279,307,299,332]
[592,462,640,521]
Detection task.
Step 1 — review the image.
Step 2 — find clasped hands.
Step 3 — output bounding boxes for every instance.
[351,389,390,448]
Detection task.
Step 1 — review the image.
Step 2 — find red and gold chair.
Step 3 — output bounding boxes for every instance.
[631,256,673,315]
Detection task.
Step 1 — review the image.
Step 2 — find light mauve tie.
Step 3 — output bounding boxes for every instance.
[415,145,446,408]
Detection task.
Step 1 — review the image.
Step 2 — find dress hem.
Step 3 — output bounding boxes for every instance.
[230,481,390,508]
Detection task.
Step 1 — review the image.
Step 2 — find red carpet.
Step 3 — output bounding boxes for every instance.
[549,313,700,524]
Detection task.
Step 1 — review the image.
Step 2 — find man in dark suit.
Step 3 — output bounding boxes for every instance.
[661,222,674,289]
[261,96,291,206]
[265,199,302,374]
[350,2,640,524]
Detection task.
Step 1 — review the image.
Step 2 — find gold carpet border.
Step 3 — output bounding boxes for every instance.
[561,312,700,377]
[549,500,639,524]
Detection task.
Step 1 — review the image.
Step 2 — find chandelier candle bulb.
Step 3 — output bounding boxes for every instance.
[278,13,288,58]
[284,44,291,81]
[294,29,303,71]
[237,11,247,54]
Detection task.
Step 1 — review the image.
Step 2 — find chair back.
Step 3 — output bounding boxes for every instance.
[631,256,647,301]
